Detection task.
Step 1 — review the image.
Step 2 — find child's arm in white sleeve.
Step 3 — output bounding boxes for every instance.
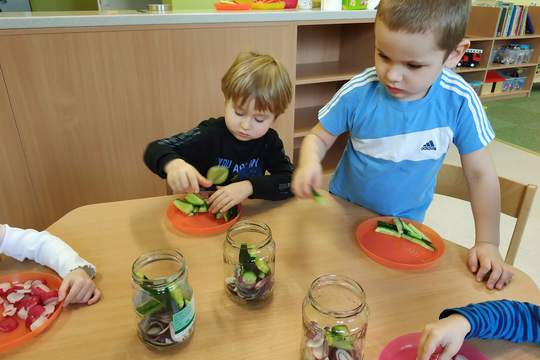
[0,224,96,279]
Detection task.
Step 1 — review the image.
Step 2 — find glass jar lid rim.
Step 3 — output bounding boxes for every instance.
[225,220,272,249]
[308,274,366,318]
[131,249,186,288]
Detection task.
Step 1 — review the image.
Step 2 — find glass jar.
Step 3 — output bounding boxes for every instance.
[132,249,195,350]
[301,274,368,360]
[223,220,275,304]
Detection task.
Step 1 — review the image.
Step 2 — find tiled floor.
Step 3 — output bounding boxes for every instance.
[425,140,540,288]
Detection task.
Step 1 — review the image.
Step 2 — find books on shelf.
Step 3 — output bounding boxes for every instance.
[495,3,534,37]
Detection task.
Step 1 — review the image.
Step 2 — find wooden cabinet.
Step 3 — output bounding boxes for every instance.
[0,24,296,228]
[0,68,44,228]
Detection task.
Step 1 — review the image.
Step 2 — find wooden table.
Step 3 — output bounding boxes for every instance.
[2,194,540,359]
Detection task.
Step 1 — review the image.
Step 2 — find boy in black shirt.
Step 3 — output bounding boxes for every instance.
[144,52,294,215]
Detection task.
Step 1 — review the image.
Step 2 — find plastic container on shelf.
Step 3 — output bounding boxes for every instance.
[342,0,367,10]
[492,44,533,65]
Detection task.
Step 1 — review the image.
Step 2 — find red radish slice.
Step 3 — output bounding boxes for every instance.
[41,290,58,305]
[29,314,48,331]
[2,303,17,317]
[25,304,45,329]
[43,304,56,316]
[16,295,39,311]
[17,307,28,320]
[0,317,18,333]
[15,288,32,295]
[7,292,25,304]
[0,282,11,294]
[23,280,32,290]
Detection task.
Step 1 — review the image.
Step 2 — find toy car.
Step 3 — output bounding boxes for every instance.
[457,48,483,68]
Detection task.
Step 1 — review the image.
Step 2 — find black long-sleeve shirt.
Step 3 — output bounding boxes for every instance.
[144,117,294,200]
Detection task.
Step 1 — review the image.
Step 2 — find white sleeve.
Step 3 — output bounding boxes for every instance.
[0,224,96,279]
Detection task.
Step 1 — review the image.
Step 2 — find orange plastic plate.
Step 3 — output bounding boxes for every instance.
[167,202,241,236]
[356,216,445,270]
[0,272,63,352]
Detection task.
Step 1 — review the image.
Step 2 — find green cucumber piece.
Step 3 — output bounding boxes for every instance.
[207,166,229,185]
[223,210,231,222]
[136,298,163,317]
[312,190,325,205]
[394,218,404,235]
[407,223,432,243]
[377,221,399,231]
[173,199,194,215]
[241,271,257,285]
[169,286,185,309]
[215,212,223,220]
[331,325,350,337]
[402,234,435,251]
[185,193,205,206]
[198,204,209,213]
[255,258,270,274]
[375,227,401,238]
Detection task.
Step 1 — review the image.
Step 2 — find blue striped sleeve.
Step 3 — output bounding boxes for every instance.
[440,300,540,344]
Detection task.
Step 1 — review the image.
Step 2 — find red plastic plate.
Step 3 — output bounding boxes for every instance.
[379,332,488,360]
[166,202,241,236]
[0,272,63,352]
[356,216,445,270]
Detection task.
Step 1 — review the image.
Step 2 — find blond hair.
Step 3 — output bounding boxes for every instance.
[376,0,471,55]
[221,52,292,118]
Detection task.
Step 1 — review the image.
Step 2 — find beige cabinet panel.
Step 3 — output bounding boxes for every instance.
[0,24,296,227]
[0,67,43,228]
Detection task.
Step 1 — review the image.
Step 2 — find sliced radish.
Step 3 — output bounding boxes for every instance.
[0,297,3,305]
[41,290,58,305]
[17,307,29,320]
[0,317,18,333]
[43,303,56,316]
[26,304,45,328]
[23,280,32,290]
[2,303,17,317]
[7,292,25,304]
[29,314,48,331]
[0,282,11,294]
[15,288,32,295]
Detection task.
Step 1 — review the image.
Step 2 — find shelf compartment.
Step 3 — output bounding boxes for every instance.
[296,23,374,86]
[481,89,530,100]
[294,106,319,138]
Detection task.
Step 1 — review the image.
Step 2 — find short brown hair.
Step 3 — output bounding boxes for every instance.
[376,0,471,55]
[221,52,292,118]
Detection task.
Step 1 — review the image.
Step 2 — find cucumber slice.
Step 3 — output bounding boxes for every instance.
[402,234,435,251]
[312,189,325,205]
[394,218,404,235]
[136,298,163,317]
[407,223,432,243]
[375,227,401,238]
[241,271,257,286]
[377,221,399,231]
[255,258,270,274]
[173,199,194,215]
[169,286,185,309]
[198,204,209,213]
[185,193,205,206]
[331,325,350,337]
[207,166,229,185]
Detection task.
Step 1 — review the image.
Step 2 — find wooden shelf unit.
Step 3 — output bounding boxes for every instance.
[465,6,540,100]
[293,22,373,171]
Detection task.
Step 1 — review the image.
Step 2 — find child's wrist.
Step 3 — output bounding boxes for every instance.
[449,314,471,335]
[164,158,185,174]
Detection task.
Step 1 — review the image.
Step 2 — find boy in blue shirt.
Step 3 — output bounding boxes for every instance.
[417,300,540,360]
[292,0,513,290]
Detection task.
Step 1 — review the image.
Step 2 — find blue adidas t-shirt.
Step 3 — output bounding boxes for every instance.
[319,67,495,222]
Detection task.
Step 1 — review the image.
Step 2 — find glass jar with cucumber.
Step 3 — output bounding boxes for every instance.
[302,274,368,360]
[223,220,275,303]
[132,249,195,350]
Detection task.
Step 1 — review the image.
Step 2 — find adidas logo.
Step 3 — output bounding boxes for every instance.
[421,140,437,151]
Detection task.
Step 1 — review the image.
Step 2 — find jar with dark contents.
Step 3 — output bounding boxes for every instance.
[302,274,368,360]
[223,220,275,304]
[132,249,195,349]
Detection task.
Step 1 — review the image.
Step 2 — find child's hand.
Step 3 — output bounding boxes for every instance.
[208,181,253,214]
[292,161,323,198]
[417,314,471,360]
[59,268,101,307]
[165,159,212,193]
[468,242,514,290]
